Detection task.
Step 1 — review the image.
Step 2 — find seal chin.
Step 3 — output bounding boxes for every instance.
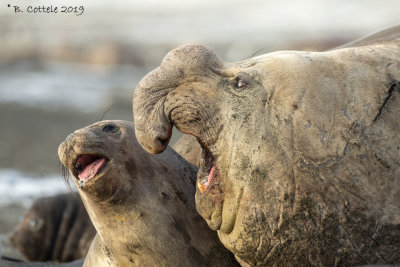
[73,154,109,183]
[207,209,222,230]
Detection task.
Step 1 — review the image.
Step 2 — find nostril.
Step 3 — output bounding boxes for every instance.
[158,138,169,147]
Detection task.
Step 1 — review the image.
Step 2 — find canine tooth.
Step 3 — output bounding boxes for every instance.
[197,180,206,193]
[79,180,85,188]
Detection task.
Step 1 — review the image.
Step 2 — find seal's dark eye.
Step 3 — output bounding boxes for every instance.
[103,124,118,133]
[29,218,44,232]
[234,76,248,90]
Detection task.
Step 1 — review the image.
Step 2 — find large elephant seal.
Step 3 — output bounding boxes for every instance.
[58,120,239,267]
[9,193,95,263]
[133,25,400,266]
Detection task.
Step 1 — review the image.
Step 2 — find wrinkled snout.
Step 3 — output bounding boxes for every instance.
[133,44,224,154]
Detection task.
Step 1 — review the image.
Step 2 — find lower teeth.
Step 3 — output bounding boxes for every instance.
[197,180,206,193]
[79,180,85,188]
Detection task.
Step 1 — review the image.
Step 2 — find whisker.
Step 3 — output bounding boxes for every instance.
[242,46,269,61]
[97,104,113,122]
[59,161,73,192]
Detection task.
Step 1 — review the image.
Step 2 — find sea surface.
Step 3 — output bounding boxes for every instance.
[0,169,71,208]
[0,61,144,112]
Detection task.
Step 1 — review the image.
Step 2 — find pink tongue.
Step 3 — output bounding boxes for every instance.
[78,158,106,182]
[204,166,215,188]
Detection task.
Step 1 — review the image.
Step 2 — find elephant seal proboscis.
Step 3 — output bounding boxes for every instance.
[133,25,400,266]
[58,120,239,267]
[9,193,95,263]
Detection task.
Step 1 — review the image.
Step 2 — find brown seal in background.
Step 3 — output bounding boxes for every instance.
[10,193,95,263]
[58,120,239,267]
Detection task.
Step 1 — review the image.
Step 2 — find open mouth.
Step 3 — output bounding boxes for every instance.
[197,144,218,193]
[74,154,108,182]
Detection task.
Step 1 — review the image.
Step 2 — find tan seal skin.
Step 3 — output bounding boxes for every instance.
[133,25,400,266]
[58,120,239,267]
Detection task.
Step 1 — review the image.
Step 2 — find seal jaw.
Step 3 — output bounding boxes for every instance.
[196,142,225,231]
[197,143,218,193]
[73,154,108,182]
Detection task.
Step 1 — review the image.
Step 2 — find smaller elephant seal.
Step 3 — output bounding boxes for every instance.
[10,193,96,262]
[58,120,239,267]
